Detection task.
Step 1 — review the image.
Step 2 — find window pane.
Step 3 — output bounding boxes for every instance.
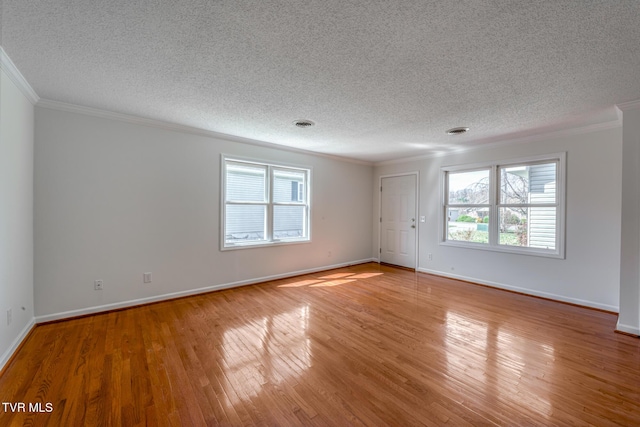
[225,205,266,243]
[448,169,490,205]
[500,162,556,205]
[447,208,489,243]
[499,207,556,249]
[274,205,306,239]
[273,169,306,203]
[226,163,267,202]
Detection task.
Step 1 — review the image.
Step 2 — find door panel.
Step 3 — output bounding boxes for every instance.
[386,229,396,252]
[399,230,409,256]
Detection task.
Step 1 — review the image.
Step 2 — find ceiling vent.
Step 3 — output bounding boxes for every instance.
[446,127,469,135]
[293,119,315,128]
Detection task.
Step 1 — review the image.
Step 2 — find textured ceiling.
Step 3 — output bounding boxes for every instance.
[2,1,639,162]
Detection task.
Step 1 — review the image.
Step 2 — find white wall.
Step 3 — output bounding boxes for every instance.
[0,66,35,369]
[374,127,623,312]
[34,107,373,320]
[618,104,640,334]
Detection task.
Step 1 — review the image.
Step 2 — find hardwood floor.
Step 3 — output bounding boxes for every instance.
[1,263,639,426]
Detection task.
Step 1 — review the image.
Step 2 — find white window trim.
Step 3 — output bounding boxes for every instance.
[221,155,312,251]
[440,152,566,259]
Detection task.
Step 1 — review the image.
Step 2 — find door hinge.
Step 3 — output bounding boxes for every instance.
[380,186,382,192]
[380,217,382,223]
[379,248,382,254]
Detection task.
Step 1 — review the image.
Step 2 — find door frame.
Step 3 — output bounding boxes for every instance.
[378,171,420,269]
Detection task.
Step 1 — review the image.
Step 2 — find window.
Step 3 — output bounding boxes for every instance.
[222,156,310,249]
[442,153,565,258]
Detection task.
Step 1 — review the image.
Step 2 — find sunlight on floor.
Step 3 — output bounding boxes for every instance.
[310,279,356,287]
[277,272,384,288]
[319,273,357,279]
[348,273,384,279]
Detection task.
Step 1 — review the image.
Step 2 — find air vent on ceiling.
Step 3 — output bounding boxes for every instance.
[446,127,470,135]
[293,119,315,128]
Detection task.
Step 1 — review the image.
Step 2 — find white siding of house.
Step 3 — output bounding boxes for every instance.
[226,167,266,239]
[273,172,305,237]
[226,167,265,201]
[226,205,265,240]
[528,163,556,249]
[274,206,304,237]
[273,175,302,202]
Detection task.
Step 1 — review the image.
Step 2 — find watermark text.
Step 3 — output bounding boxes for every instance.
[2,402,53,413]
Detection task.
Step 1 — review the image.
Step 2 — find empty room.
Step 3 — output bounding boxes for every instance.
[1,1,640,425]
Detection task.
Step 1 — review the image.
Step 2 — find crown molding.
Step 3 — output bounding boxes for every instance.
[0,47,40,105]
[35,98,372,166]
[616,99,640,111]
[375,115,622,167]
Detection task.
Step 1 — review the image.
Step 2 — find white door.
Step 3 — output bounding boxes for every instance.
[380,174,417,269]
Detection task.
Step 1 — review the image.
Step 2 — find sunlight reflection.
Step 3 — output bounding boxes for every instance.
[278,279,324,288]
[349,273,384,279]
[221,305,311,406]
[443,311,489,403]
[496,328,555,417]
[541,343,555,356]
[445,311,488,352]
[310,279,357,287]
[278,271,385,288]
[319,273,356,279]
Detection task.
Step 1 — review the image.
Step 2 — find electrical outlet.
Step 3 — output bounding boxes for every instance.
[143,272,152,283]
[428,253,433,261]
[94,280,103,290]
[7,308,12,326]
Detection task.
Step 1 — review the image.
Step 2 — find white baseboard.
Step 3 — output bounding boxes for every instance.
[35,258,377,323]
[0,317,36,373]
[417,267,619,313]
[616,321,640,336]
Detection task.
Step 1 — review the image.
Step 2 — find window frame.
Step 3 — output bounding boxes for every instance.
[440,152,566,259]
[221,155,311,250]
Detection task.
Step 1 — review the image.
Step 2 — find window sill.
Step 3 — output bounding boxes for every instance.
[440,240,564,259]
[221,238,311,251]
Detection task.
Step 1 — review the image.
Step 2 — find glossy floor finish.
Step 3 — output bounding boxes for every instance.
[1,263,639,426]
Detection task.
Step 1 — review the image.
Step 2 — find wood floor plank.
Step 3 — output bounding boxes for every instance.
[1,263,639,426]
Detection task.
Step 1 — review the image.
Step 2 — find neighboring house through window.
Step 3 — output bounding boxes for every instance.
[442,153,566,258]
[222,156,311,249]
